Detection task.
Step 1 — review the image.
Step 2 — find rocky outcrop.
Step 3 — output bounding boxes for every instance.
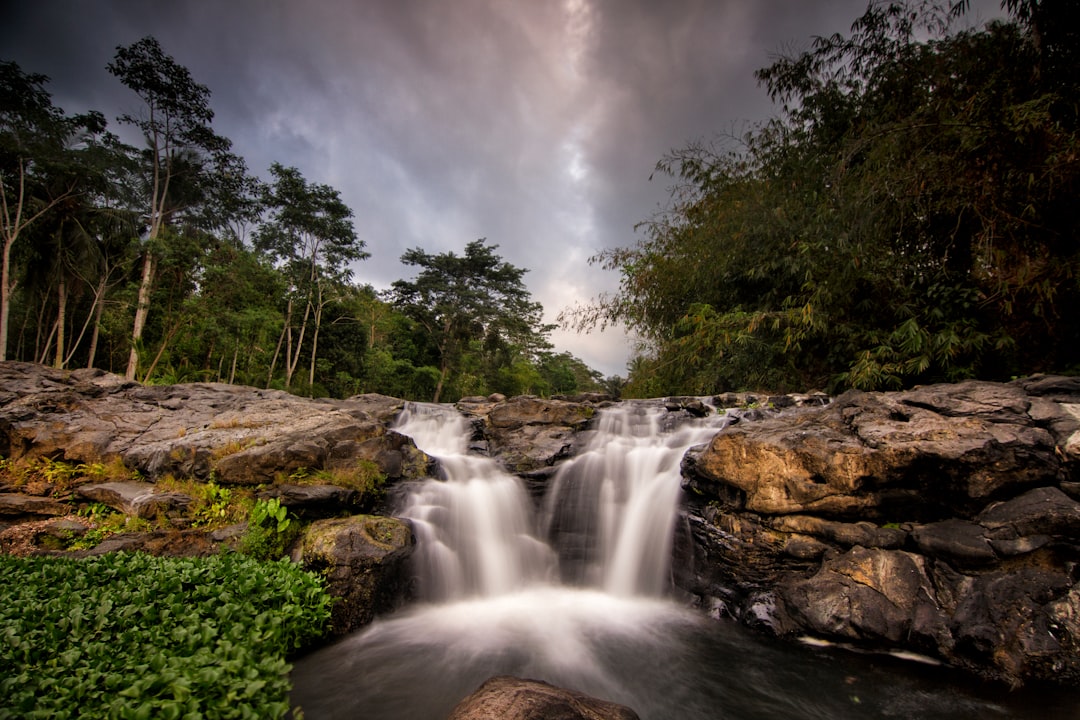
[295,515,414,635]
[676,377,1080,686]
[0,362,429,487]
[446,676,640,720]
[458,395,601,476]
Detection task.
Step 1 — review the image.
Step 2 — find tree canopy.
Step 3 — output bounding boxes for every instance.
[0,41,605,401]
[389,239,554,402]
[568,0,1079,396]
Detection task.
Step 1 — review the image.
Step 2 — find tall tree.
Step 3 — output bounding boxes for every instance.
[107,36,232,380]
[0,61,107,361]
[254,163,365,390]
[570,0,1079,394]
[389,239,550,402]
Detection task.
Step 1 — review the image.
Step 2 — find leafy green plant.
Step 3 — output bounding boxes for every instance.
[0,552,332,719]
[240,498,300,561]
[191,480,240,528]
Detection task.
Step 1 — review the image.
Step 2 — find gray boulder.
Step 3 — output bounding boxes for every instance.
[295,515,415,635]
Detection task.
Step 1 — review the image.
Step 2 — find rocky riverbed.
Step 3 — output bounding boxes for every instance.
[2,360,1078,690]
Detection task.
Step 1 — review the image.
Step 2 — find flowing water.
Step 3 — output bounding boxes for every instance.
[290,402,1078,719]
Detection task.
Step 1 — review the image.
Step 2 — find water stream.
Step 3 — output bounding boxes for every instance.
[290,402,1077,719]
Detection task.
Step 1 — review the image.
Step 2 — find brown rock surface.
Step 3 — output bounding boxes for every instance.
[446,676,640,720]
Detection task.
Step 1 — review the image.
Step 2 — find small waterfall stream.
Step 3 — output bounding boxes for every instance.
[290,401,1072,719]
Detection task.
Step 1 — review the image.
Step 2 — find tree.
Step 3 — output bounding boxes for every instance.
[389,239,550,402]
[107,36,233,380]
[0,61,108,361]
[254,163,365,391]
[570,0,1080,394]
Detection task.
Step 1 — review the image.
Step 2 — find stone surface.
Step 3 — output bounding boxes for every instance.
[295,515,415,635]
[0,361,429,486]
[685,381,1069,520]
[677,376,1080,687]
[446,676,640,720]
[76,481,193,519]
[459,395,597,473]
[256,483,361,517]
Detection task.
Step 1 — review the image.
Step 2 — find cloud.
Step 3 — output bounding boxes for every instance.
[1,0,1006,378]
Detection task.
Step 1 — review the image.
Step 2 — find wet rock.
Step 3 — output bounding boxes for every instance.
[0,493,70,518]
[464,396,596,473]
[910,519,997,567]
[255,483,360,517]
[686,381,1069,520]
[296,515,415,635]
[777,547,953,651]
[446,676,640,720]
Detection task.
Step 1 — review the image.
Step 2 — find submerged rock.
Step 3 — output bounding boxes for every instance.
[446,676,640,720]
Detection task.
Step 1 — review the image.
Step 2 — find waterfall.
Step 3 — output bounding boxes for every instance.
[396,400,728,600]
[290,400,1069,720]
[395,403,556,600]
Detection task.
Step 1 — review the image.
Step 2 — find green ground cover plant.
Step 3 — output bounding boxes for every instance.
[0,552,332,719]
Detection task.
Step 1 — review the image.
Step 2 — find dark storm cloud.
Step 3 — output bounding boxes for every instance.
[1,0,1005,375]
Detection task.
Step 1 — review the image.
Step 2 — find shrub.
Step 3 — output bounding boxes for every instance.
[0,552,332,719]
[240,498,301,561]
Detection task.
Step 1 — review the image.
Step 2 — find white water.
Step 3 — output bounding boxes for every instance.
[289,401,1072,719]
[394,404,557,600]
[396,401,727,601]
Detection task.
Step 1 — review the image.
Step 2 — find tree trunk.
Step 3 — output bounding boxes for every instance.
[86,275,106,369]
[267,297,291,388]
[53,274,67,368]
[433,358,450,404]
[0,236,14,362]
[126,251,156,381]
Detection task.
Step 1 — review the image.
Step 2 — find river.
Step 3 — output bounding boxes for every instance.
[289,402,1077,719]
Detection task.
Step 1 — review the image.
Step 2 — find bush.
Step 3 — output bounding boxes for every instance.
[0,552,332,719]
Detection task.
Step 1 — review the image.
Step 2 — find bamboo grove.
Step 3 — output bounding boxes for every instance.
[565,0,1079,396]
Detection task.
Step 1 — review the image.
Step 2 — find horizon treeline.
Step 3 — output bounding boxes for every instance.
[567,0,1079,396]
[0,37,613,402]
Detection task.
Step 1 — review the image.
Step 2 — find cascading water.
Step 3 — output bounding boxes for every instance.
[290,401,1072,720]
[394,404,557,600]
[542,403,726,596]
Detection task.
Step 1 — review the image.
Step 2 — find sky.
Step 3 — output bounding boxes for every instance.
[1,0,1005,377]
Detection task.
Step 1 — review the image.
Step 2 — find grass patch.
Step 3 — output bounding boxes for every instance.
[0,552,332,719]
[0,456,139,496]
[281,461,386,501]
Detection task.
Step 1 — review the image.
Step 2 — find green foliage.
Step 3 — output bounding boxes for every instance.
[389,239,554,402]
[0,552,331,719]
[191,480,240,528]
[240,498,301,561]
[2,39,604,398]
[574,1,1080,394]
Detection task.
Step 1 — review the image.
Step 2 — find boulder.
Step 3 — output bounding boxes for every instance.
[677,376,1080,686]
[0,361,429,486]
[446,676,640,720]
[256,483,361,517]
[296,515,414,635]
[686,381,1070,521]
[76,481,193,519]
[461,396,596,473]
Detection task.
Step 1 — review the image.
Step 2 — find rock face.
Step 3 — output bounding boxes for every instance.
[677,377,1080,686]
[446,676,640,720]
[0,362,430,487]
[295,515,414,635]
[457,395,600,490]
